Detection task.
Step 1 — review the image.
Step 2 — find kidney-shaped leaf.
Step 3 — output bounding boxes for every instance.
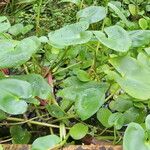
[0,79,32,114]
[32,135,61,150]
[123,122,150,150]
[94,25,131,52]
[77,6,107,24]
[0,36,41,68]
[48,21,92,48]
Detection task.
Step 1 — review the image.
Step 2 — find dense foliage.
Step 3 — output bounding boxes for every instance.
[0,0,150,150]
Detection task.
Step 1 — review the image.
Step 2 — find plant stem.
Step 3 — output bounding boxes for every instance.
[36,0,43,35]
[91,42,100,73]
[52,61,82,75]
[0,138,12,144]
[6,117,70,129]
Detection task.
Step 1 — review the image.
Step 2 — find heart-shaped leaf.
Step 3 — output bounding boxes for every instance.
[0,36,41,68]
[94,25,131,52]
[48,21,92,48]
[77,6,107,24]
[123,115,150,150]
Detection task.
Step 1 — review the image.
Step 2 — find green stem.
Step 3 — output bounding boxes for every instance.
[6,117,70,129]
[91,42,100,73]
[36,0,43,35]
[52,61,82,75]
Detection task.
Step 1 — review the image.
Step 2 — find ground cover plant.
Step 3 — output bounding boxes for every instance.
[0,0,150,150]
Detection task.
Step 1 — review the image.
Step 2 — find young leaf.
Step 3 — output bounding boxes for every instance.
[32,135,61,150]
[94,25,131,52]
[139,18,148,30]
[77,6,107,24]
[48,21,92,48]
[75,69,91,82]
[0,36,41,68]
[10,126,31,144]
[70,123,88,140]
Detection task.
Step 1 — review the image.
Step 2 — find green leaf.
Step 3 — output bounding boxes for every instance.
[109,54,150,100]
[139,18,148,30]
[97,108,112,128]
[109,94,133,112]
[76,6,107,24]
[129,4,137,16]
[129,30,150,48]
[0,110,7,120]
[75,84,108,120]
[123,107,140,124]
[0,16,11,33]
[75,69,90,82]
[94,25,131,52]
[10,126,31,144]
[0,79,32,114]
[48,21,92,48]
[70,123,88,140]
[108,112,124,130]
[123,122,150,150]
[8,23,24,36]
[0,36,41,68]
[108,2,130,27]
[32,135,61,150]
[13,74,52,99]
[46,104,68,124]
